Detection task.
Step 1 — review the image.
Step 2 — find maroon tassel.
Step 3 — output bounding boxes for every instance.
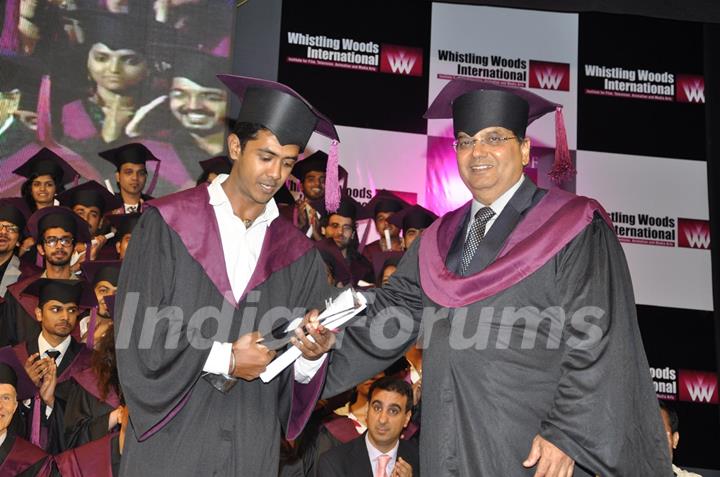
[548,106,576,184]
[146,160,162,196]
[324,140,340,213]
[0,0,20,54]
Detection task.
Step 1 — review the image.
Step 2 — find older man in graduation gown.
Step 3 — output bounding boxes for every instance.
[114,76,339,476]
[320,80,673,476]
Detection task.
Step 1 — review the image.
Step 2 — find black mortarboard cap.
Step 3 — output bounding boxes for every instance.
[0,363,17,388]
[171,48,229,87]
[329,194,361,221]
[22,278,87,307]
[57,181,123,215]
[359,190,410,220]
[0,198,29,231]
[291,150,348,183]
[81,260,122,287]
[12,148,80,186]
[216,75,339,150]
[372,251,404,284]
[105,212,140,238]
[99,143,159,170]
[28,206,92,243]
[388,204,438,233]
[274,184,295,206]
[0,54,45,111]
[424,78,574,183]
[199,156,232,176]
[75,9,150,53]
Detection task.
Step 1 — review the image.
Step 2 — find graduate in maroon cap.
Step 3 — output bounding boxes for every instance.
[114,75,340,476]
[319,79,672,477]
[0,363,53,477]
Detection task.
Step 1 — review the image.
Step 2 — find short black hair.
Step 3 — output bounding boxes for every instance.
[659,399,679,433]
[368,376,413,413]
[231,121,268,151]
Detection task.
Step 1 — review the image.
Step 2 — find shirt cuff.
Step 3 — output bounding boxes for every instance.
[294,354,328,384]
[45,405,53,419]
[203,342,233,375]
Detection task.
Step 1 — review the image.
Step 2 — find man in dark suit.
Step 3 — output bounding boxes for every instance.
[318,377,418,477]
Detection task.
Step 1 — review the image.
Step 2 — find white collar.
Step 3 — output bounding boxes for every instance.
[0,116,14,136]
[471,174,525,218]
[38,333,72,363]
[365,433,399,467]
[208,174,279,228]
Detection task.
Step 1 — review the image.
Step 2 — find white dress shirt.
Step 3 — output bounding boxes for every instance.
[23,334,72,416]
[365,433,399,477]
[202,175,325,382]
[467,174,525,240]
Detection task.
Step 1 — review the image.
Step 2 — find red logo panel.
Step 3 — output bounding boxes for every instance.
[677,218,711,249]
[678,370,718,404]
[380,45,423,77]
[676,75,705,103]
[529,60,570,91]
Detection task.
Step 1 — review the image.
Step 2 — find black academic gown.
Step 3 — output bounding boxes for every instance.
[14,338,89,454]
[317,432,419,477]
[0,431,52,476]
[322,179,674,476]
[0,274,42,347]
[115,185,337,477]
[62,368,120,450]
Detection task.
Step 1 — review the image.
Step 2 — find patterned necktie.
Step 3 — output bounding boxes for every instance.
[376,454,391,477]
[460,206,495,275]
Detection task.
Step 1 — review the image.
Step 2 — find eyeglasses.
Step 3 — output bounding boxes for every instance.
[0,224,20,234]
[43,236,75,248]
[452,134,518,152]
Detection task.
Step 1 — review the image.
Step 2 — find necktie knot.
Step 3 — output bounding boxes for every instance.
[45,350,61,361]
[460,206,496,275]
[376,454,391,477]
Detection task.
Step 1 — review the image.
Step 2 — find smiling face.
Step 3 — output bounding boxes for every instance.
[456,126,530,205]
[0,220,21,255]
[31,174,56,208]
[87,43,147,94]
[226,129,299,206]
[115,163,148,197]
[0,384,17,434]
[301,170,325,201]
[169,77,227,133]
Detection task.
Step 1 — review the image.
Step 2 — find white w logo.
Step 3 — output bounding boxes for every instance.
[387,52,416,74]
[686,377,716,402]
[535,68,564,89]
[682,80,705,103]
[685,226,710,249]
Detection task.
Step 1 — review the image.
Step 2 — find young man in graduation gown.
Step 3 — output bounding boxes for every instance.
[100,144,160,215]
[2,208,91,347]
[360,191,408,265]
[0,364,52,477]
[0,278,92,454]
[114,75,338,477]
[103,214,140,261]
[319,80,673,476]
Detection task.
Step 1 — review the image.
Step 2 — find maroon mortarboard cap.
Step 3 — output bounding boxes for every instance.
[0,363,17,389]
[171,48,229,87]
[57,181,124,215]
[104,212,140,238]
[424,78,574,183]
[12,148,81,186]
[0,198,30,231]
[314,238,352,286]
[27,206,92,243]
[21,278,96,309]
[217,75,339,150]
[372,251,404,284]
[274,184,295,206]
[291,150,348,182]
[359,190,410,220]
[328,194,361,222]
[388,204,438,233]
[199,156,232,176]
[80,260,122,287]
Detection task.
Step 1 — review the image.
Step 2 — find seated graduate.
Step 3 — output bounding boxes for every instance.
[0,199,32,347]
[0,278,93,453]
[102,214,140,261]
[2,207,91,347]
[99,143,160,215]
[386,205,437,251]
[0,363,53,476]
[77,261,120,348]
[359,191,409,264]
[318,376,419,477]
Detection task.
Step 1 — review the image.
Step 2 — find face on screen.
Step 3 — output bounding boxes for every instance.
[169,77,228,133]
[87,43,148,94]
